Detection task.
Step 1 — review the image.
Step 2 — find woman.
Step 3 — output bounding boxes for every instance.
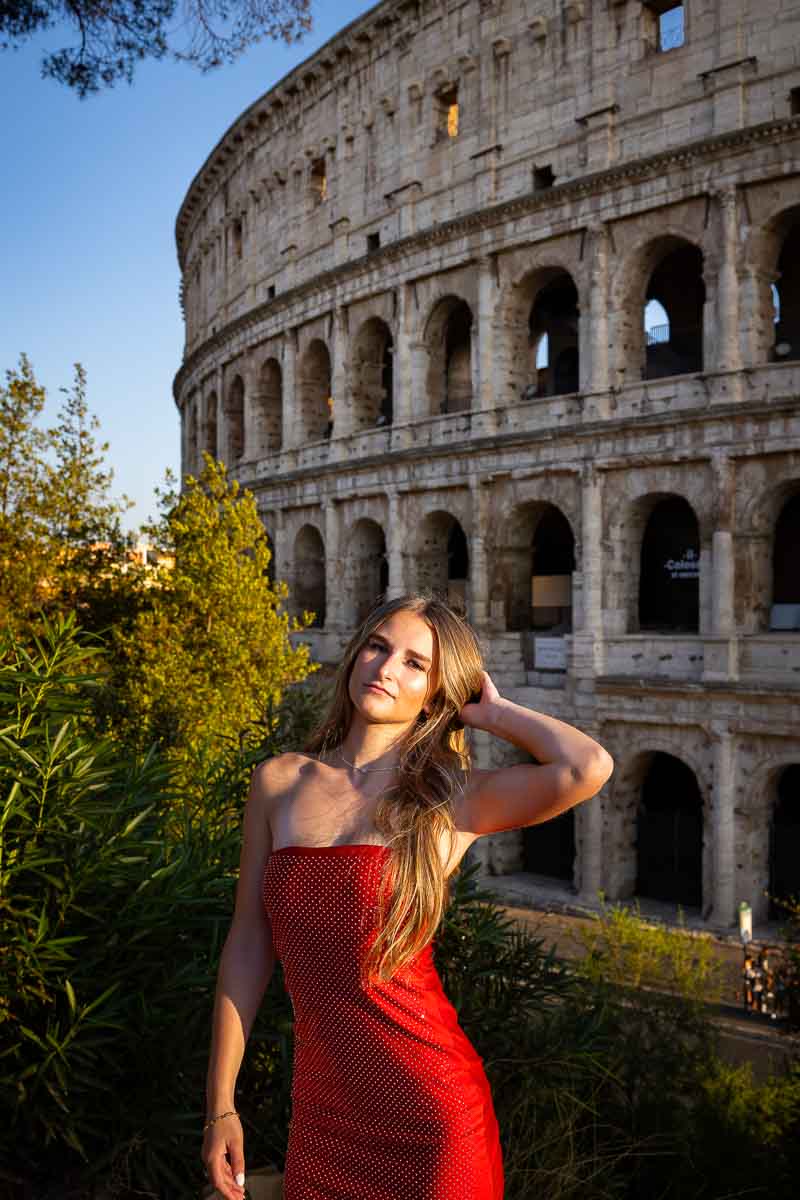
[202,594,614,1200]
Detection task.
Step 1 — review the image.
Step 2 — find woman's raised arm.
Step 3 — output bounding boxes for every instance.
[457,671,614,837]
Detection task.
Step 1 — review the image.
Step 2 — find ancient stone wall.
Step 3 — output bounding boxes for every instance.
[174,0,800,931]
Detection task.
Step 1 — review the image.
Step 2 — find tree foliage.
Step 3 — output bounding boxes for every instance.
[0,355,133,634]
[1,0,313,97]
[100,452,316,790]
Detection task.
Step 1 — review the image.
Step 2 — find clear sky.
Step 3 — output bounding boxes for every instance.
[0,3,375,531]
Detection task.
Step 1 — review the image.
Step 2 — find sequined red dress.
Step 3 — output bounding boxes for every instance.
[262,844,504,1199]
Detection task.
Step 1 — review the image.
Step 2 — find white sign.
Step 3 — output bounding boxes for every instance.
[535,637,567,670]
[664,547,699,580]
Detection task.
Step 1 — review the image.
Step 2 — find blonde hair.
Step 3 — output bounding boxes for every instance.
[304,594,485,985]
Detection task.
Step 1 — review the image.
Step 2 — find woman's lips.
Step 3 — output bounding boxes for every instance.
[364,683,392,697]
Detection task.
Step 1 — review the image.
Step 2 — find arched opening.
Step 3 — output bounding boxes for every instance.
[343,519,387,627]
[773,220,800,362]
[523,798,575,883]
[293,525,326,627]
[224,375,245,462]
[506,504,575,633]
[769,764,800,920]
[425,297,473,415]
[204,392,218,459]
[352,318,394,430]
[644,243,705,378]
[636,751,703,908]
[255,358,282,454]
[186,399,198,476]
[638,496,700,632]
[416,511,469,612]
[528,274,580,396]
[771,491,800,630]
[298,340,333,443]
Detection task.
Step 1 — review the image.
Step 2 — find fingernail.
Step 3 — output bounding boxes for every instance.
[235,1172,245,1187]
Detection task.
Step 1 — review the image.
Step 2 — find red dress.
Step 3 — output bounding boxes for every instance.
[262,843,504,1199]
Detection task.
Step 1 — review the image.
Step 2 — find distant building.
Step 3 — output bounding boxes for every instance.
[174,0,800,931]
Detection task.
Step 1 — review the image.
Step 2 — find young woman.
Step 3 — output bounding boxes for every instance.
[201,594,614,1200]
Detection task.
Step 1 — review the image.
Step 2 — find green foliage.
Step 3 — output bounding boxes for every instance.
[0,355,134,635]
[0,614,302,1199]
[574,896,727,1008]
[99,453,316,793]
[0,0,313,97]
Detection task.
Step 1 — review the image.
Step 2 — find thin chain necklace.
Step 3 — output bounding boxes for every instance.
[337,748,398,774]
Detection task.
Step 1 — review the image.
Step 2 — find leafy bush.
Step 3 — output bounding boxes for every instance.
[0,616,302,1199]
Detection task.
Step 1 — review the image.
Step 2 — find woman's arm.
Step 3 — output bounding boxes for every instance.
[457,671,614,837]
[202,761,277,1200]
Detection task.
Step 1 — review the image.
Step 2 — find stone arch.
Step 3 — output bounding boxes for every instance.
[414,510,469,612]
[342,518,388,627]
[744,756,800,924]
[737,474,800,633]
[293,524,326,627]
[495,501,576,633]
[204,391,218,459]
[614,234,706,385]
[637,494,701,633]
[351,317,394,431]
[504,266,581,401]
[224,374,245,461]
[253,357,283,454]
[424,296,474,415]
[758,204,800,364]
[186,396,199,476]
[607,743,709,908]
[769,763,800,920]
[297,339,333,443]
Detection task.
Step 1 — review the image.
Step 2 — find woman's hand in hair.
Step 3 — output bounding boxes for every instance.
[457,670,501,731]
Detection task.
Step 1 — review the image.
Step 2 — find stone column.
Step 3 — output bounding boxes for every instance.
[577,771,605,903]
[571,461,605,680]
[324,500,343,630]
[710,722,736,927]
[715,186,742,374]
[586,223,611,398]
[393,284,414,429]
[469,478,489,630]
[475,255,498,434]
[330,308,349,442]
[704,452,739,682]
[281,330,297,452]
[385,489,406,600]
[273,509,290,595]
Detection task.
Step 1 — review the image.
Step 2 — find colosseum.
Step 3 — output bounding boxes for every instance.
[173,0,800,933]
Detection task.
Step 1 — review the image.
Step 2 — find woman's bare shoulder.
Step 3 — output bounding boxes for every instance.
[251,752,319,797]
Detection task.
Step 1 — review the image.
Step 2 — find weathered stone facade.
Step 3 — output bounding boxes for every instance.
[174,0,800,930]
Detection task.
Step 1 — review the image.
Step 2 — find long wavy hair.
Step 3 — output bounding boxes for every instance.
[304,593,485,986]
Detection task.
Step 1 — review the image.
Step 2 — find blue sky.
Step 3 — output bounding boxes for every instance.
[0,3,375,531]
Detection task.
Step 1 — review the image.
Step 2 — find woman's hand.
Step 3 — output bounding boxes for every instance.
[458,670,504,731]
[201,1113,246,1200]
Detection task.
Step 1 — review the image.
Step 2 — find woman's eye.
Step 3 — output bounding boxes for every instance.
[408,659,424,671]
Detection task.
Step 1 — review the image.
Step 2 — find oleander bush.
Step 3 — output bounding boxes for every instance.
[0,616,309,1200]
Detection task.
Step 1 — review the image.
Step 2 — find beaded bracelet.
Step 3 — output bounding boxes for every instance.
[203,1109,240,1132]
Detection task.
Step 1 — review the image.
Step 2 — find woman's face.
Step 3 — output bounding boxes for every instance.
[348,610,437,728]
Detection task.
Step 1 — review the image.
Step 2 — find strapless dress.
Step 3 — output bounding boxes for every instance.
[262,843,504,1199]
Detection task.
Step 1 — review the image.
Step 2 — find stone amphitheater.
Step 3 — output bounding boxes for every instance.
[173,0,800,932]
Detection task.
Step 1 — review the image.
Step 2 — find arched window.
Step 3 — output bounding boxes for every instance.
[352,319,394,430]
[528,274,580,396]
[636,752,703,908]
[643,243,704,379]
[224,375,245,461]
[293,525,326,627]
[298,340,333,443]
[638,496,700,632]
